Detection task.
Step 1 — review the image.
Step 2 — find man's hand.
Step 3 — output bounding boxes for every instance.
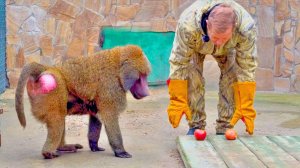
[230,82,256,135]
[167,80,191,128]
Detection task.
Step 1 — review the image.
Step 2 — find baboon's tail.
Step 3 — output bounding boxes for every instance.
[15,62,47,128]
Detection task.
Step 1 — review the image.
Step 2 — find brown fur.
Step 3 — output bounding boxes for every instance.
[15,45,151,159]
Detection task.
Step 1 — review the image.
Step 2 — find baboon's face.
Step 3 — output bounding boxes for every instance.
[130,74,149,99]
[120,46,151,99]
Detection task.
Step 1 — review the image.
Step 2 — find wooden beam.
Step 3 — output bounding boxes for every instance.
[208,135,266,168]
[267,136,300,161]
[239,136,300,167]
[177,136,227,168]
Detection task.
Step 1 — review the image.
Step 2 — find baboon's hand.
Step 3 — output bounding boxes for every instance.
[42,151,60,159]
[57,144,83,153]
[115,151,132,158]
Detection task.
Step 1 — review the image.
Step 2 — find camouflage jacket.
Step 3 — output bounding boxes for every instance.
[169,0,257,82]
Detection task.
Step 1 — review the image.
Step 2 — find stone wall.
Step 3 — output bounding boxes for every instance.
[5,0,300,93]
[227,0,300,92]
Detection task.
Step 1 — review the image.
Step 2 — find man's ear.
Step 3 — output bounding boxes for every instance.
[206,19,211,29]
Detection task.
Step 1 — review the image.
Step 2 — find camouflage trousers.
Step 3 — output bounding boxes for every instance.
[187,53,237,134]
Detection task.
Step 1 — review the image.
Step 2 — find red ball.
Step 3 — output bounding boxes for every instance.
[225,129,237,140]
[194,129,206,141]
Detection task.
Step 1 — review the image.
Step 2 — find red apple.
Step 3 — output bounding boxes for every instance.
[194,129,206,141]
[225,129,237,140]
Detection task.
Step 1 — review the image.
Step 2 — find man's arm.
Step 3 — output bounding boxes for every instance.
[169,22,195,80]
[235,25,258,82]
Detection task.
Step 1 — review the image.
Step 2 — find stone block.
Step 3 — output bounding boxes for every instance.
[172,0,195,19]
[87,27,100,44]
[7,70,21,88]
[85,0,101,13]
[101,0,112,16]
[260,0,273,6]
[48,0,81,21]
[283,29,295,50]
[290,0,300,11]
[25,50,41,64]
[166,16,177,32]
[117,0,129,5]
[6,18,19,35]
[257,6,274,37]
[115,21,132,27]
[283,48,294,63]
[282,61,293,78]
[295,50,300,65]
[274,44,282,77]
[66,37,85,58]
[36,0,53,9]
[274,77,290,92]
[40,35,54,56]
[235,0,249,10]
[31,5,47,30]
[53,45,67,64]
[255,68,274,91]
[116,4,140,21]
[293,65,300,92]
[284,19,291,32]
[6,45,17,70]
[21,16,40,32]
[275,21,284,36]
[249,7,256,15]
[132,22,152,31]
[275,0,290,21]
[66,0,82,6]
[257,37,274,69]
[134,1,169,21]
[250,0,257,5]
[296,22,300,43]
[296,41,300,64]
[55,21,72,46]
[21,32,40,55]
[44,17,56,36]
[151,19,167,32]
[16,48,25,68]
[6,5,32,34]
[6,35,21,44]
[41,56,55,66]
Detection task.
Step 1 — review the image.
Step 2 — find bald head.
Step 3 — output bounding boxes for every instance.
[207,4,236,34]
[206,4,236,46]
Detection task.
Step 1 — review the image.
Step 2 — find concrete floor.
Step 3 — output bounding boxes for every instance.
[0,86,300,168]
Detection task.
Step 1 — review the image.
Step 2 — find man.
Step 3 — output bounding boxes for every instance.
[167,0,257,135]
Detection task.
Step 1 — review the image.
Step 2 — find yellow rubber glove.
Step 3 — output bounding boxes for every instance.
[167,80,192,128]
[230,82,256,135]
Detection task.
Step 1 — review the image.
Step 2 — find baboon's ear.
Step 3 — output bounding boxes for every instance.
[120,60,139,91]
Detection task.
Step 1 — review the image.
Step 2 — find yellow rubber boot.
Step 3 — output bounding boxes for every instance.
[230,82,256,135]
[167,80,192,128]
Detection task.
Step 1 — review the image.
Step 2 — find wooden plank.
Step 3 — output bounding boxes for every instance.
[267,136,300,161]
[177,136,227,168]
[208,135,266,168]
[239,136,300,168]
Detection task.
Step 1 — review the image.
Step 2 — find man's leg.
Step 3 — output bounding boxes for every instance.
[187,54,206,135]
[213,54,237,134]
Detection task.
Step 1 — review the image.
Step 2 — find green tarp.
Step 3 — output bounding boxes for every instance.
[101,27,175,85]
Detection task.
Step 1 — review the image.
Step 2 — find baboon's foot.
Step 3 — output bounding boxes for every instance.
[114,151,132,158]
[89,141,105,152]
[57,144,83,153]
[42,151,60,159]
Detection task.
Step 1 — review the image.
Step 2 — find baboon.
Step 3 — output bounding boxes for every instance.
[15,45,151,159]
